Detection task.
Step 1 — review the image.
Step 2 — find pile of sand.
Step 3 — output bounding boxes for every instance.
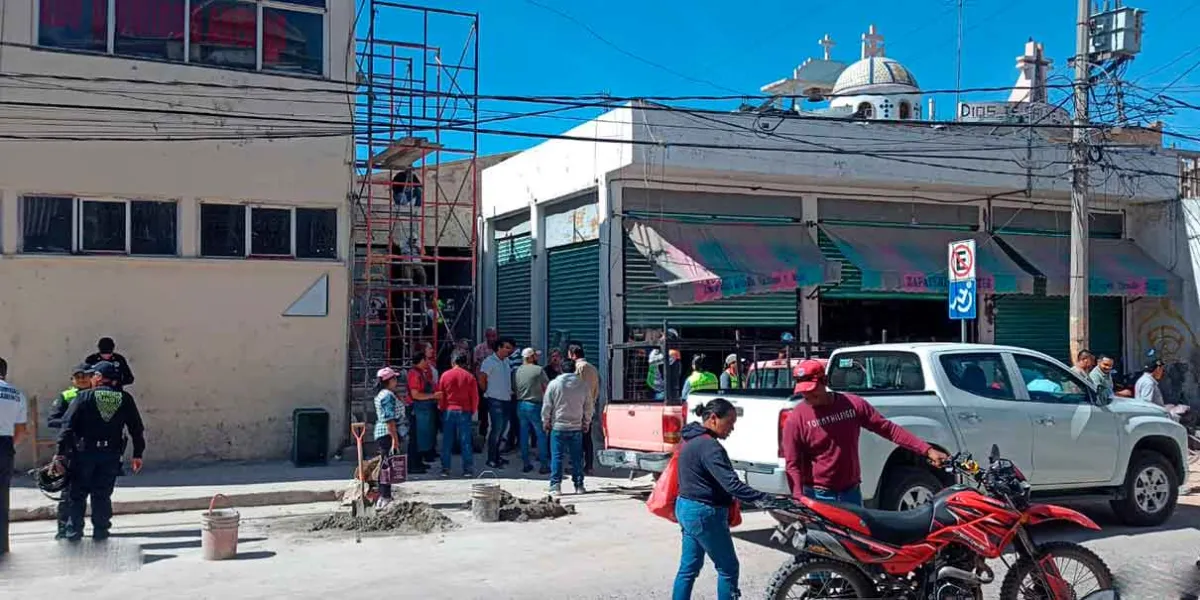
[477,490,577,522]
[310,501,458,534]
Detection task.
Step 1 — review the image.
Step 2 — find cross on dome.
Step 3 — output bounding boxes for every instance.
[819,34,836,61]
[861,24,885,59]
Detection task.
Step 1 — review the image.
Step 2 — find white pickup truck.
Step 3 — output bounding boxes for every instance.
[687,343,1189,526]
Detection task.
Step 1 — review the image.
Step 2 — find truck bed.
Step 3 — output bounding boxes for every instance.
[599,400,687,473]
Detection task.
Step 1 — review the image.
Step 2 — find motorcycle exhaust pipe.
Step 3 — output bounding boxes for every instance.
[936,565,995,585]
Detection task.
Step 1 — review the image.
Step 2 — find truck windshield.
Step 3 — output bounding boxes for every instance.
[827,351,925,393]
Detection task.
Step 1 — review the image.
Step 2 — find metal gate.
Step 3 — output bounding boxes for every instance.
[547,241,601,356]
[496,234,532,349]
[993,296,1123,363]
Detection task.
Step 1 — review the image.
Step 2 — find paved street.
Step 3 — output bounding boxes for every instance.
[4,472,1200,599]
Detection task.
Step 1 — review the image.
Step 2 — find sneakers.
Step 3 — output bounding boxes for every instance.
[485,461,502,470]
[374,497,393,511]
[462,470,474,478]
[547,485,561,496]
[440,469,451,479]
[538,466,550,475]
[574,483,587,495]
[522,464,535,474]
[92,530,110,542]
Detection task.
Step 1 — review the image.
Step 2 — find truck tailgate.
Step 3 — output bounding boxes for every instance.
[687,392,796,467]
[604,402,683,453]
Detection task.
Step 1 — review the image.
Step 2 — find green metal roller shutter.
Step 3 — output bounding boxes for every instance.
[547,241,601,357]
[623,237,797,328]
[496,234,533,349]
[993,296,1123,363]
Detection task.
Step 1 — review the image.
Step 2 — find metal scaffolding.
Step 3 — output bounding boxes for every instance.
[350,2,479,415]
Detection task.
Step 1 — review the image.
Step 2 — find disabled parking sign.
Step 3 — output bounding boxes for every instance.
[948,240,976,320]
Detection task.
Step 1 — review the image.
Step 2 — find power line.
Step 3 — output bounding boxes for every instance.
[519,0,745,95]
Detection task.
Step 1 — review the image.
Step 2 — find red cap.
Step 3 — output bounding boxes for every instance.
[793,359,827,393]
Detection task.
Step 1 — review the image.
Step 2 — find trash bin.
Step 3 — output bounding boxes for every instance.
[292,408,330,467]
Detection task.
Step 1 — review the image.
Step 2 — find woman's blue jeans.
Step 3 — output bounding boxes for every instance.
[672,496,740,600]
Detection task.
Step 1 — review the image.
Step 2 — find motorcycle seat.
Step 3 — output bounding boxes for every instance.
[811,499,936,546]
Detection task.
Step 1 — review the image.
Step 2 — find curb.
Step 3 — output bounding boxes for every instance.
[9,489,340,522]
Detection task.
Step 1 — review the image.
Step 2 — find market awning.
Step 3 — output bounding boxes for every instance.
[624,220,841,305]
[997,235,1180,297]
[820,225,1034,294]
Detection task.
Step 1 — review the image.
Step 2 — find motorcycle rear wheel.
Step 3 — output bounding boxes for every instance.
[999,541,1114,600]
[764,557,875,599]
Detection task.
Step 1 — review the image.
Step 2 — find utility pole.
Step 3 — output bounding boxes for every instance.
[1069,0,1092,363]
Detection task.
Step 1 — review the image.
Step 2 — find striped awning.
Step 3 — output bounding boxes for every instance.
[820,225,1034,294]
[997,235,1180,298]
[624,220,841,306]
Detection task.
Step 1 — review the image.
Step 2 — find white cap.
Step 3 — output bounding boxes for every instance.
[648,349,664,364]
[725,353,738,366]
[521,347,537,359]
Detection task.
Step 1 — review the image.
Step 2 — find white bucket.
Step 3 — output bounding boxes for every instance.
[201,494,240,561]
[470,472,501,522]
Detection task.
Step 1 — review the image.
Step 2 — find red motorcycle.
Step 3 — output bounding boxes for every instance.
[764,445,1116,599]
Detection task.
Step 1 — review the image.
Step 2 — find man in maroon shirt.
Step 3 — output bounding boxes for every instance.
[782,359,948,506]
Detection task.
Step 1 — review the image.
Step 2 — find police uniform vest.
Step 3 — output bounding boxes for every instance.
[61,387,79,403]
[687,370,719,392]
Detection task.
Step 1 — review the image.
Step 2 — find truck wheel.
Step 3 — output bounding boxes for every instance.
[879,466,943,512]
[1110,450,1178,527]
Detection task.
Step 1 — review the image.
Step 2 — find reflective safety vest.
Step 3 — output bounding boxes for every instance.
[687,370,719,392]
[723,371,742,389]
[61,387,79,403]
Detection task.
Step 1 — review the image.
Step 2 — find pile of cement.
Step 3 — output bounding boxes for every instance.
[477,490,577,522]
[310,501,458,534]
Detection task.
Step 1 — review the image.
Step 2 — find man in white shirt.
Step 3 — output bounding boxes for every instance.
[478,338,516,468]
[0,357,29,555]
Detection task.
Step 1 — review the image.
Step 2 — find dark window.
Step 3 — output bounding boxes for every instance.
[21,196,73,254]
[296,208,337,259]
[250,207,292,256]
[263,8,324,75]
[38,0,107,52]
[1013,355,1090,405]
[190,0,257,70]
[130,201,177,255]
[276,0,325,6]
[827,351,925,393]
[80,201,127,253]
[940,353,1016,401]
[115,0,186,60]
[200,203,246,257]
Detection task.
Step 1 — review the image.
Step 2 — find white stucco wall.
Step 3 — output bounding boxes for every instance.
[1127,200,1200,407]
[480,105,634,218]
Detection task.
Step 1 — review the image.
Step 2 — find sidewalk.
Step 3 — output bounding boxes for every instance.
[8,459,651,522]
[9,461,351,522]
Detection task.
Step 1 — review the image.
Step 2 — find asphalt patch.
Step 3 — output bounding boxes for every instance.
[475,490,577,522]
[309,501,458,534]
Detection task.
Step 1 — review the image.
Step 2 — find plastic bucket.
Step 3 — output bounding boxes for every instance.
[201,494,240,561]
[470,472,501,522]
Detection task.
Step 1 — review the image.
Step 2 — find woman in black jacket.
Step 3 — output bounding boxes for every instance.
[672,398,770,600]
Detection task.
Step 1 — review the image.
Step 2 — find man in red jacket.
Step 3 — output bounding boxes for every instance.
[783,359,948,506]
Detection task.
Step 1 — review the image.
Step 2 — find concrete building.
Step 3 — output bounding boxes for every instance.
[480,26,1196,405]
[0,0,356,467]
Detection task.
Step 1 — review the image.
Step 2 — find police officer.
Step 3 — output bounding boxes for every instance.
[0,356,30,556]
[47,363,94,539]
[84,337,135,391]
[54,361,145,541]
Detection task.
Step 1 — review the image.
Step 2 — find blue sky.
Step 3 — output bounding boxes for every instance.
[366,0,1200,156]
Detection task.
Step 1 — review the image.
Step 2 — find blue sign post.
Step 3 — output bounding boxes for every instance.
[948,240,977,342]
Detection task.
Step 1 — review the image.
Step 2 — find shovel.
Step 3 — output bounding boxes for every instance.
[349,423,374,541]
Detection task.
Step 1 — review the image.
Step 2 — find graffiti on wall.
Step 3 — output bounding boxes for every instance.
[1133,299,1200,406]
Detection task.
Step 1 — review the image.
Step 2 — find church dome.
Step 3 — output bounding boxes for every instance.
[832,56,919,95]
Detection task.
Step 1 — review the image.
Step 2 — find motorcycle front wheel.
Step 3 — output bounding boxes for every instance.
[999,541,1114,600]
[764,557,875,599]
